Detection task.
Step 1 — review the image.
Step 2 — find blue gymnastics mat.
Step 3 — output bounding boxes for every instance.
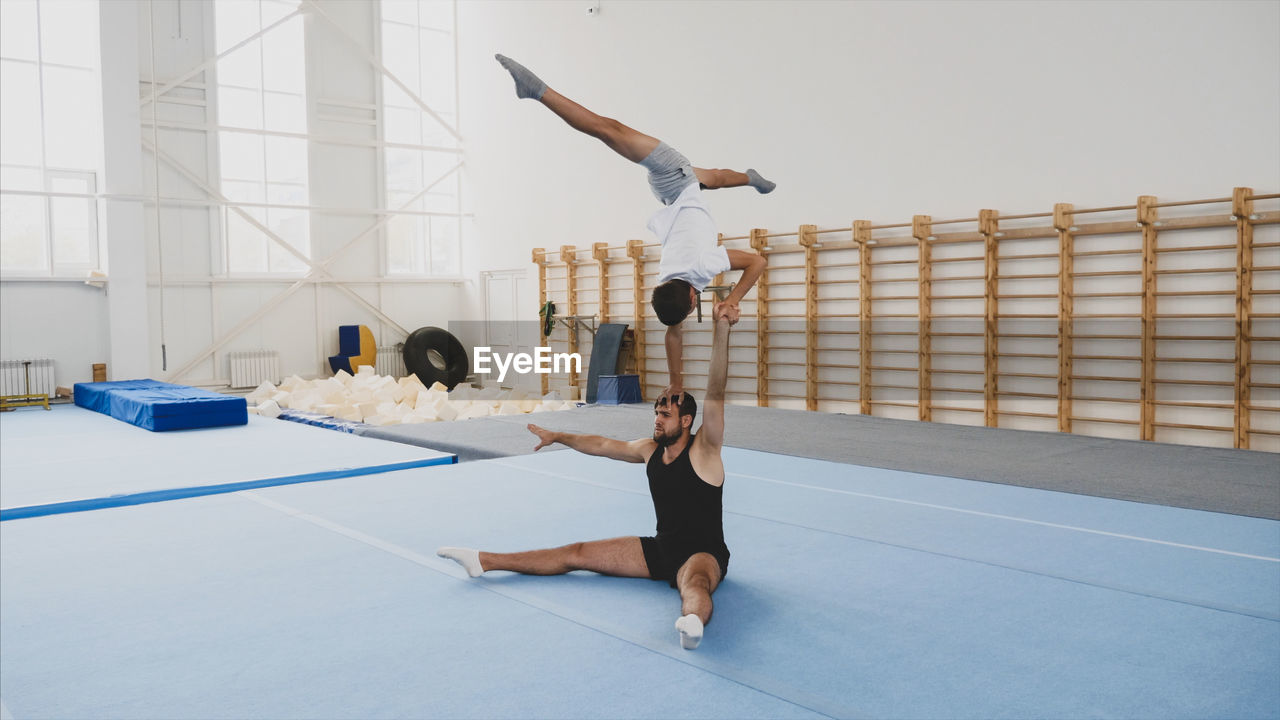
[0,405,454,520]
[74,379,247,431]
[1,447,1276,719]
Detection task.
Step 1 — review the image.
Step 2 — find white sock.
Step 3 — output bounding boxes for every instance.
[675,614,704,650]
[437,547,484,577]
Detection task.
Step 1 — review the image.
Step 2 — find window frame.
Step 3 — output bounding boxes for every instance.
[378,0,462,279]
[211,0,312,277]
[0,0,104,279]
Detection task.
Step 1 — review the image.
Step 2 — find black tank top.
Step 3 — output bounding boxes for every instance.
[646,434,726,549]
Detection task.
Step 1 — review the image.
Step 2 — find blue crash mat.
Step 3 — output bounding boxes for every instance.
[586,323,627,404]
[73,379,247,432]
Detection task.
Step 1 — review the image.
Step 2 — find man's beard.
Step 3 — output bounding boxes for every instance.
[653,427,681,447]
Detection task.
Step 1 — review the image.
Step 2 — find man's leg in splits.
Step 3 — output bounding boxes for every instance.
[496,54,774,194]
[497,53,659,162]
[438,536,650,578]
[694,167,776,193]
[673,553,723,650]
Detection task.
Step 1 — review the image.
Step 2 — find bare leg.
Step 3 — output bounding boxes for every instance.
[478,536,651,578]
[675,552,723,624]
[695,167,776,194]
[693,168,751,190]
[496,53,659,162]
[497,56,775,193]
[538,89,661,164]
[673,553,722,650]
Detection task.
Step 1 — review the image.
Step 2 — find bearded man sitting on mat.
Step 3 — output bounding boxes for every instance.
[439,302,736,650]
[492,53,769,402]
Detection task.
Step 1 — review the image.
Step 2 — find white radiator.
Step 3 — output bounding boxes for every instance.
[376,345,406,378]
[229,350,280,388]
[0,359,56,397]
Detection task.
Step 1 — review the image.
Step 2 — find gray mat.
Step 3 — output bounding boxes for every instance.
[358,404,1279,520]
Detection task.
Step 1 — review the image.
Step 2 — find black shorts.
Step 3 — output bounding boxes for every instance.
[640,535,730,589]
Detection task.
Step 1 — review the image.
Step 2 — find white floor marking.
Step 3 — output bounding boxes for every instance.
[239,491,469,578]
[729,470,1280,563]
[489,457,1279,563]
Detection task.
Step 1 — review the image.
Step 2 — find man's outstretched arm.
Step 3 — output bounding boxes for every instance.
[528,423,654,463]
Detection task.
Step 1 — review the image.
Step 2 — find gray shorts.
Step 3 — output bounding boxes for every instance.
[639,142,698,205]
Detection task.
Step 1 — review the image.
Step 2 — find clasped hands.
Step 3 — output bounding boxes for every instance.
[715,300,740,325]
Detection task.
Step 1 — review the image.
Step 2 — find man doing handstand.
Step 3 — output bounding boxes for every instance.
[438,302,737,650]
[495,53,769,400]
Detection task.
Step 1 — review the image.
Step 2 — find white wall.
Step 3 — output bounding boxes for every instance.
[456,0,1280,308]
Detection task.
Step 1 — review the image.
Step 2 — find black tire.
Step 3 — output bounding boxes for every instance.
[403,327,469,390]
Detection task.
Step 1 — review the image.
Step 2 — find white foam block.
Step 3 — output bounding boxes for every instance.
[457,404,492,420]
[496,401,525,416]
[355,401,379,420]
[257,399,282,419]
[246,382,277,402]
[435,402,459,422]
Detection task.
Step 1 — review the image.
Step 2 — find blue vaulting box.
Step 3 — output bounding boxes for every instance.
[597,374,641,405]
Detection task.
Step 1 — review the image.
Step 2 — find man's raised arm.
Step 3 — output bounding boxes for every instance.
[663,322,684,400]
[696,303,732,449]
[528,424,653,463]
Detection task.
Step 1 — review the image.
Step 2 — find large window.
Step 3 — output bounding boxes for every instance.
[0,0,103,276]
[380,0,461,276]
[214,0,310,274]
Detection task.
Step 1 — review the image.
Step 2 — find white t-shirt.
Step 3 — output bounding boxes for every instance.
[647,183,730,292]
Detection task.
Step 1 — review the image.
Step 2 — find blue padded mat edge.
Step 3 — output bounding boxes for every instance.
[0,456,455,521]
[74,379,247,431]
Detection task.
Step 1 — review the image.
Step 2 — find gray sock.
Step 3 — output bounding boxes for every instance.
[746,169,775,194]
[495,54,547,101]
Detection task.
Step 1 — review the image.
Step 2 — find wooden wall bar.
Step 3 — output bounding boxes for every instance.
[530,187,1278,451]
[1138,196,1158,441]
[560,245,579,393]
[627,240,648,393]
[855,221,873,416]
[914,215,933,422]
[751,228,770,407]
[1234,188,1254,448]
[532,247,549,396]
[982,210,999,427]
[1054,204,1075,432]
[801,224,819,411]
